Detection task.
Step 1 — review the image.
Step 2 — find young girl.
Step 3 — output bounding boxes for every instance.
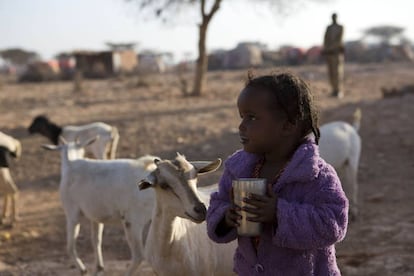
[206,72,348,275]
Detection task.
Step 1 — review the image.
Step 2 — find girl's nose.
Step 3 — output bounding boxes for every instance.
[239,120,246,132]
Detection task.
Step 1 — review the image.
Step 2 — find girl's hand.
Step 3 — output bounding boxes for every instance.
[224,204,242,228]
[216,187,241,235]
[242,183,278,223]
[224,187,242,228]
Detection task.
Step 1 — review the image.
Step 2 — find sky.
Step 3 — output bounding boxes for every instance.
[1,0,413,62]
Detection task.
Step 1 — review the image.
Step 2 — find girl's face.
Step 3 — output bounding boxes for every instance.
[237,87,289,154]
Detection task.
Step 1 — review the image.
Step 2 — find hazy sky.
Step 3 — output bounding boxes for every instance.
[1,0,413,62]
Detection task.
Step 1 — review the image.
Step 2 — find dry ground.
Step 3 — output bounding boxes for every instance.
[0,63,413,275]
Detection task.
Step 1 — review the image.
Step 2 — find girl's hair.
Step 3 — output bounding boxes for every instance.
[245,71,321,144]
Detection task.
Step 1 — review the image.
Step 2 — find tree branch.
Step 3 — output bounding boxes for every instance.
[205,0,221,23]
[201,0,206,18]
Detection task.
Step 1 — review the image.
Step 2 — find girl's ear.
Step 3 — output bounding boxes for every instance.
[282,120,299,135]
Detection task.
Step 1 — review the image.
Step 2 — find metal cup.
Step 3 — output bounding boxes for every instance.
[232,178,267,236]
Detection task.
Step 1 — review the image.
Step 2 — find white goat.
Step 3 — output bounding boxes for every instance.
[138,154,237,276]
[319,108,362,220]
[29,115,119,159]
[42,137,158,276]
[0,131,22,225]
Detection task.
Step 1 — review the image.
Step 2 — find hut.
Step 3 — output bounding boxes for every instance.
[73,49,138,78]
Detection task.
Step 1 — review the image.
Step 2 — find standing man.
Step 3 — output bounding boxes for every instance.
[323,13,345,98]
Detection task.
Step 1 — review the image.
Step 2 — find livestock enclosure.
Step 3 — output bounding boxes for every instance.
[0,63,413,275]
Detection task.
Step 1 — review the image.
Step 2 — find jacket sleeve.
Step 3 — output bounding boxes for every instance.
[272,171,349,250]
[206,167,238,243]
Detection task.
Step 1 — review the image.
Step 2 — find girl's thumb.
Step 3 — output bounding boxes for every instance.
[230,186,234,202]
[267,183,274,197]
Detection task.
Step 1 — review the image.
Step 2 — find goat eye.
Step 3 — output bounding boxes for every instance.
[160,182,170,190]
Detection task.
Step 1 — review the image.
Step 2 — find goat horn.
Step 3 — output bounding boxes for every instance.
[59,136,68,144]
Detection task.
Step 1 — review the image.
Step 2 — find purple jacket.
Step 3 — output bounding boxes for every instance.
[206,138,348,276]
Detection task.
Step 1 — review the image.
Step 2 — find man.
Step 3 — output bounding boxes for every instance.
[323,13,345,98]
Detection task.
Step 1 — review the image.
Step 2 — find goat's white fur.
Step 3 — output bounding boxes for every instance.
[138,154,237,276]
[29,116,119,159]
[42,137,157,276]
[319,108,362,220]
[60,122,119,159]
[0,131,21,225]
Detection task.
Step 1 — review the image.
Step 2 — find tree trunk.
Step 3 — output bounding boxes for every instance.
[192,21,208,96]
[73,69,83,93]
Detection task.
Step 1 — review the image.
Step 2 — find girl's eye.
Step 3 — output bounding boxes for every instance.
[239,113,257,121]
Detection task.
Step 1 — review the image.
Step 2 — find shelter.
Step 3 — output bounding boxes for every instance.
[73,49,138,78]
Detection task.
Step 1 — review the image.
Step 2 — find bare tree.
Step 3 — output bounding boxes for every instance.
[127,0,222,96]
[193,0,221,96]
[127,0,328,96]
[0,48,39,65]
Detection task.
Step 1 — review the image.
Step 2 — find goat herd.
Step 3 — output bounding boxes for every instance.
[0,111,362,275]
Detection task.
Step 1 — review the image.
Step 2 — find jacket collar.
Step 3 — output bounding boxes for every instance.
[275,138,321,190]
[225,138,321,190]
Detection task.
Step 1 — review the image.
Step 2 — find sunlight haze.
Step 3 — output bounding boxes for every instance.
[1,0,413,62]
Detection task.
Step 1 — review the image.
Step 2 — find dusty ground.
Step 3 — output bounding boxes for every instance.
[0,63,413,275]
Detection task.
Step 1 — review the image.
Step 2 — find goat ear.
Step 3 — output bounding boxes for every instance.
[41,144,60,151]
[138,172,157,190]
[81,135,99,148]
[191,158,222,175]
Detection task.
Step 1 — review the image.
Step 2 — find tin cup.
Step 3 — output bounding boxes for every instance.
[232,178,267,236]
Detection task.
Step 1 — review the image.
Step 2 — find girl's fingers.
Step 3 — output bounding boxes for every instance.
[242,206,261,215]
[226,208,242,226]
[229,211,242,220]
[227,215,240,227]
[247,193,267,202]
[232,204,241,211]
[246,215,263,223]
[267,183,275,197]
[243,197,267,207]
[247,192,276,203]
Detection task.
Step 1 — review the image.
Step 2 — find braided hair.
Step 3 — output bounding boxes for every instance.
[245,71,321,144]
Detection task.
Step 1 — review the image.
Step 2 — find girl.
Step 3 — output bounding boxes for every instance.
[206,72,348,275]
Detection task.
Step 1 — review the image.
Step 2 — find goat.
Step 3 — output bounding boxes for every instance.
[135,261,158,276]
[0,131,22,226]
[29,115,119,159]
[138,154,237,276]
[42,137,158,276]
[319,108,362,220]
